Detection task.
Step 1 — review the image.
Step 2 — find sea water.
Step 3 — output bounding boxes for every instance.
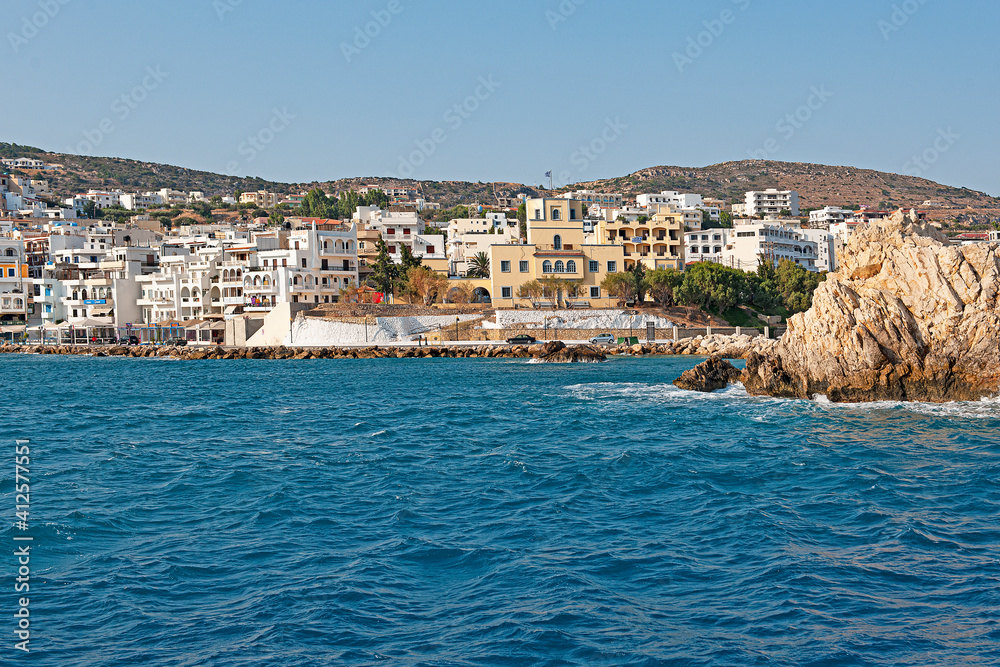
[1,354,998,666]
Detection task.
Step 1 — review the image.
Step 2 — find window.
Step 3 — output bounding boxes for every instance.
[386,228,395,235]
[566,260,577,273]
[553,235,562,250]
[519,260,529,273]
[8,268,15,277]
[570,208,577,220]
[589,260,599,272]
[388,245,396,254]
[542,260,553,273]
[500,260,511,273]
[403,228,410,235]
[590,286,601,298]
[282,259,288,267]
[714,246,722,253]
[426,246,435,254]
[534,208,541,220]
[554,260,565,273]
[607,261,617,273]
[703,246,710,254]
[501,286,512,299]
[301,258,307,268]
[551,209,561,220]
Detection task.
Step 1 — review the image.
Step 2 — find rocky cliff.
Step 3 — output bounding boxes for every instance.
[742,210,1000,402]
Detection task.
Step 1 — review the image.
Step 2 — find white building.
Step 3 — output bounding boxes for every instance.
[800,228,836,272]
[1,158,47,170]
[244,224,360,312]
[446,213,518,276]
[637,191,720,223]
[136,243,224,323]
[721,220,818,272]
[744,189,800,217]
[559,190,624,208]
[809,206,852,229]
[0,239,29,329]
[121,193,163,211]
[684,229,729,265]
[354,207,446,264]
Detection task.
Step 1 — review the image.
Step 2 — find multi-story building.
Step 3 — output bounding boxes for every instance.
[636,191,720,223]
[808,206,852,229]
[136,244,224,323]
[800,228,836,272]
[744,189,800,217]
[600,206,685,271]
[721,220,818,272]
[487,198,624,307]
[684,229,729,265]
[354,207,447,273]
[240,191,280,209]
[120,193,163,211]
[559,190,624,209]
[446,213,518,276]
[0,238,29,330]
[244,223,359,312]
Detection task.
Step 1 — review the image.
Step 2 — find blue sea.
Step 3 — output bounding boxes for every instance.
[2,354,999,666]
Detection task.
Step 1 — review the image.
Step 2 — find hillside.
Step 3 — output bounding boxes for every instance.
[577,161,998,210]
[2,143,996,211]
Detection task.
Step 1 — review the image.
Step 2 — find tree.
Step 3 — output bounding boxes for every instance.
[398,244,422,285]
[601,272,638,306]
[446,282,475,304]
[517,280,546,302]
[82,200,97,219]
[630,262,648,303]
[467,252,490,278]
[268,212,285,227]
[368,236,399,296]
[517,203,527,240]
[675,262,745,313]
[301,188,336,218]
[719,210,734,228]
[405,266,448,305]
[645,268,684,306]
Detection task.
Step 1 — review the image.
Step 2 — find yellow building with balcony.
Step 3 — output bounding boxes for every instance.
[599,207,685,271]
[487,198,625,307]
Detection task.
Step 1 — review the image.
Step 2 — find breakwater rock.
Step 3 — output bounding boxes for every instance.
[742,210,1000,402]
[0,332,771,362]
[673,356,742,392]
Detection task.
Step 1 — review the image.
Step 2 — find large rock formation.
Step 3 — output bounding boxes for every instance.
[674,356,742,392]
[742,210,1000,402]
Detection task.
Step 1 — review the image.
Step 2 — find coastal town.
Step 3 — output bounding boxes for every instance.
[1,155,998,347]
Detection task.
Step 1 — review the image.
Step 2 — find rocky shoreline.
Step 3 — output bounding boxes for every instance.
[0,333,769,362]
[679,211,1000,402]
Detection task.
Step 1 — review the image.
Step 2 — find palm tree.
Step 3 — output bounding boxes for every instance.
[467,252,490,278]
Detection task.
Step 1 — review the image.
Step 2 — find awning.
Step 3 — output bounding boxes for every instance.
[224,305,243,314]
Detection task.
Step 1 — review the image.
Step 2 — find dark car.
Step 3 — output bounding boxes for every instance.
[163,337,188,346]
[118,335,140,346]
[506,334,536,345]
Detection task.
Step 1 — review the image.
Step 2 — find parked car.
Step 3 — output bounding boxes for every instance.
[163,337,188,346]
[590,333,616,345]
[506,334,536,345]
[118,335,140,346]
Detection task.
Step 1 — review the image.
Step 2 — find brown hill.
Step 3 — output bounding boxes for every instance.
[2,143,995,211]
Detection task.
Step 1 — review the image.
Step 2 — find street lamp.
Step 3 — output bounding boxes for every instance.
[455,317,460,342]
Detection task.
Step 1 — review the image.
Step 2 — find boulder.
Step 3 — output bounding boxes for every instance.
[674,356,743,392]
[743,210,1000,402]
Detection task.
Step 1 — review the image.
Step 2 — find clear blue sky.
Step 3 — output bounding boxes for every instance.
[5,0,998,196]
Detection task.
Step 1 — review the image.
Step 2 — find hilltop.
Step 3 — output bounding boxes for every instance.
[2,143,996,211]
